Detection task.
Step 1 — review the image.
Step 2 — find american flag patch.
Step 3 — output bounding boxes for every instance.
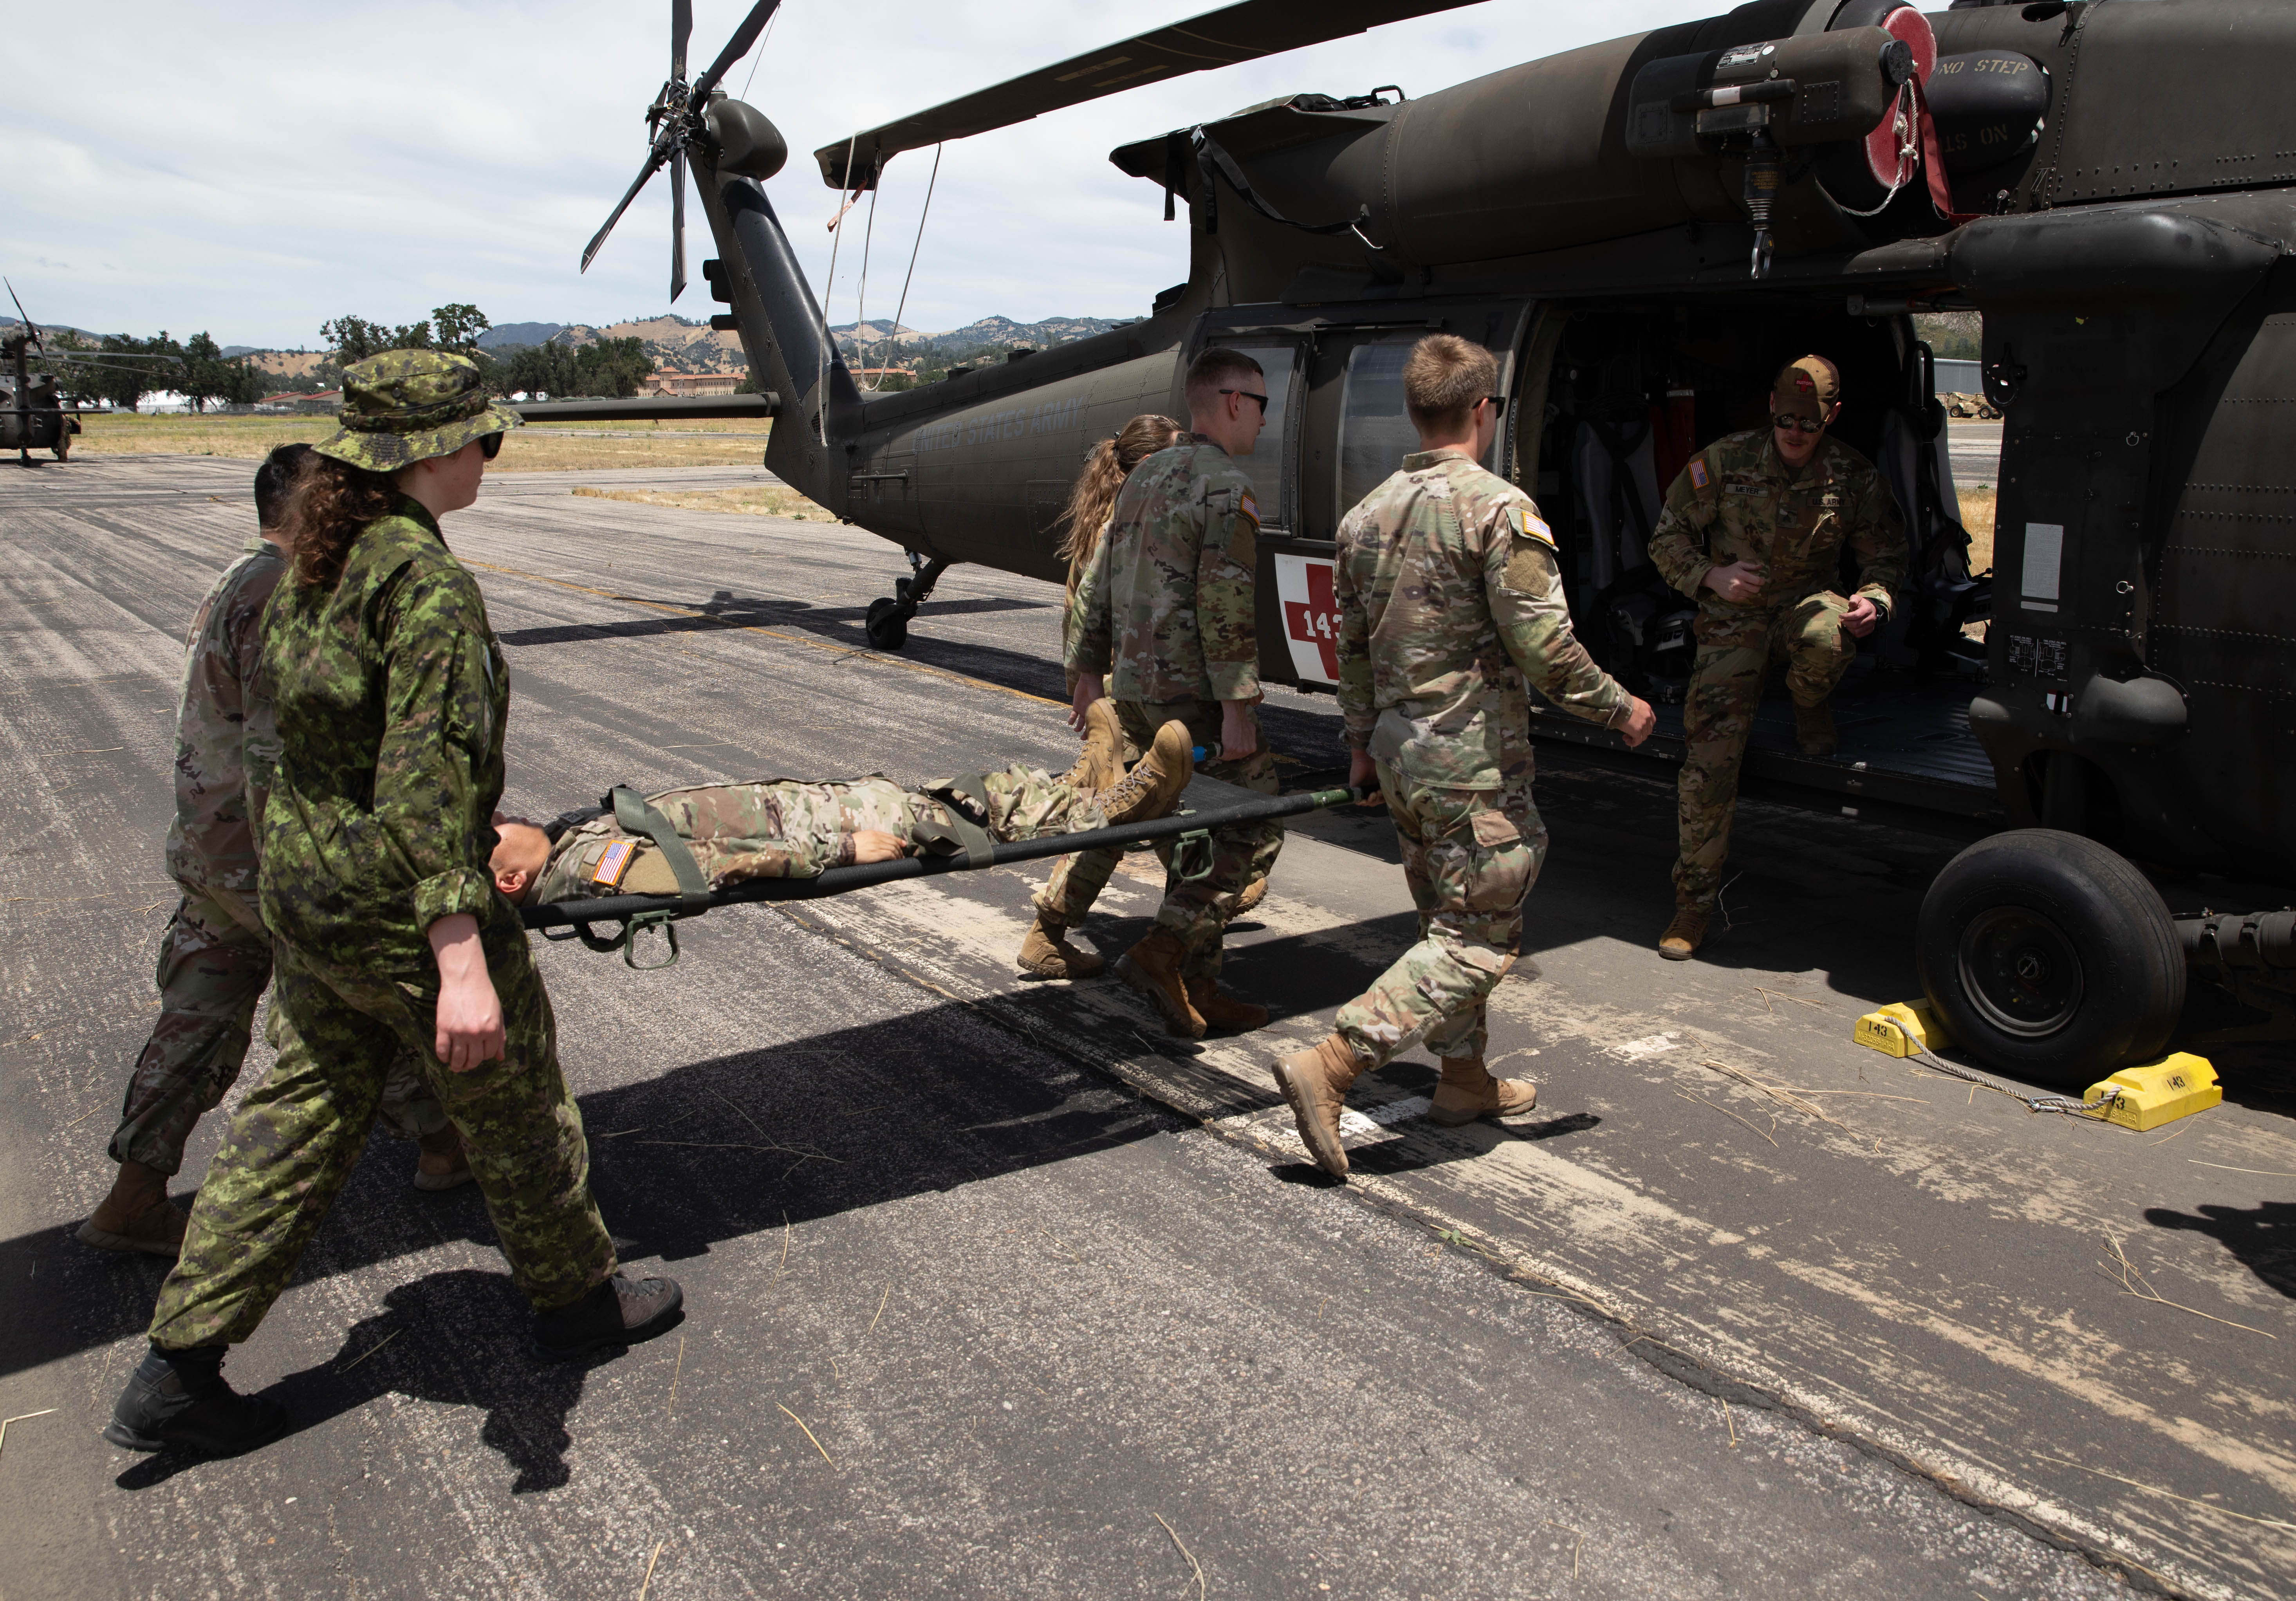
[591,838,635,888]
[1238,489,1260,526]
[1689,459,1709,489]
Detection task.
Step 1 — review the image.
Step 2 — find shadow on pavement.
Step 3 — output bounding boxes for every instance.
[2143,1199,2296,1301]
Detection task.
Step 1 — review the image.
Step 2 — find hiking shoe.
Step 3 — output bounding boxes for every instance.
[105,1346,288,1455]
[1428,1055,1539,1126]
[76,1160,186,1257]
[1121,927,1204,1038]
[1017,914,1105,980]
[1059,699,1125,794]
[1273,1033,1365,1179]
[534,1272,684,1361]
[1794,701,1837,757]
[1232,877,1268,917]
[1095,722,1194,827]
[1186,977,1268,1033]
[413,1123,474,1193]
[1659,906,1710,961]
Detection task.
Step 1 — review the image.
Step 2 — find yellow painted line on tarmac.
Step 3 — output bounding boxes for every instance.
[458,556,1063,709]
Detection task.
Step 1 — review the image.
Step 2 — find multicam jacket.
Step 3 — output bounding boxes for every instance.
[1067,435,1260,704]
[1335,448,1632,789]
[534,779,908,904]
[165,537,286,894]
[1646,430,1907,624]
[258,498,514,971]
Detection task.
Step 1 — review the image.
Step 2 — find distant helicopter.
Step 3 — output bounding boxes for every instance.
[2,283,180,466]
[543,0,2296,1083]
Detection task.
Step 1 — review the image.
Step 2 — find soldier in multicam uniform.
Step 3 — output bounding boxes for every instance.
[108,353,680,1458]
[77,446,465,1260]
[1067,349,1282,1039]
[1275,336,1655,1181]
[1017,412,1182,980]
[486,730,1194,908]
[1645,355,1906,961]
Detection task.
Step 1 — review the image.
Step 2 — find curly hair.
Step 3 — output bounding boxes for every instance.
[284,454,399,588]
[1053,412,1182,568]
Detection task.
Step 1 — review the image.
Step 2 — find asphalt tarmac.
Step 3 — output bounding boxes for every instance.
[1,456,2288,1601]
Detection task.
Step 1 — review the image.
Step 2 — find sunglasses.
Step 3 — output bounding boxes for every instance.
[1218,388,1270,414]
[1772,413,1824,435]
[479,430,505,459]
[1480,395,1507,416]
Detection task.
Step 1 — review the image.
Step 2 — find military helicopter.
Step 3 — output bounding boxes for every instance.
[2,284,181,465]
[552,0,2296,1083]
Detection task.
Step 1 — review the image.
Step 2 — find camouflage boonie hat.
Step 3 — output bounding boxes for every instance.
[1771,354,1842,423]
[313,349,523,472]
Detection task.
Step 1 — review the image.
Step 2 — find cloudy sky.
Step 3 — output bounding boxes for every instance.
[8,0,1686,350]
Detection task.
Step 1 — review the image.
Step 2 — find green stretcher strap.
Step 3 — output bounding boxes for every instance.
[910,776,997,868]
[608,787,712,908]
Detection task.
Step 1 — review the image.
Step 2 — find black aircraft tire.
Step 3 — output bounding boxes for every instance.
[1916,828,2184,1088]
[864,597,909,651]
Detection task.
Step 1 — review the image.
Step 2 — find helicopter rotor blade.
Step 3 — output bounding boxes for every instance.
[581,137,674,274]
[671,0,691,82]
[670,144,688,304]
[811,0,1482,188]
[4,278,38,347]
[690,0,782,100]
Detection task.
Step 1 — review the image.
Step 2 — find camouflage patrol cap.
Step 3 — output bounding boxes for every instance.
[1771,354,1842,422]
[312,349,522,472]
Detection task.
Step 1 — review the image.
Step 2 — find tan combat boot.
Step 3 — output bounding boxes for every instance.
[1093,721,1194,826]
[414,1123,475,1192]
[1122,926,1205,1037]
[1186,976,1268,1033]
[76,1160,186,1256]
[1658,904,1710,961]
[1428,1055,1538,1126]
[1060,699,1125,794]
[1017,913,1105,979]
[1231,876,1268,917]
[1794,700,1837,757]
[1273,1033,1365,1179]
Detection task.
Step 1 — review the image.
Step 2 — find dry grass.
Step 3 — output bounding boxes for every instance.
[1958,486,1996,574]
[67,412,773,472]
[571,483,829,518]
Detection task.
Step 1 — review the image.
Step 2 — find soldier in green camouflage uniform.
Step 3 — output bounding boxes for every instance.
[1274,336,1654,1180]
[79,447,454,1261]
[110,353,678,1460]
[489,751,1190,907]
[1066,351,1281,1039]
[1645,356,1906,960]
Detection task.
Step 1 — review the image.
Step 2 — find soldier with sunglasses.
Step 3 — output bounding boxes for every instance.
[1644,355,1906,960]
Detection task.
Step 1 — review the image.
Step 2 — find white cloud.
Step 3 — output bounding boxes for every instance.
[4,0,1685,348]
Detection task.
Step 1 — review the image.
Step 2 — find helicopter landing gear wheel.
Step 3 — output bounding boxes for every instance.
[1916,829,2184,1088]
[863,553,950,653]
[865,596,910,651]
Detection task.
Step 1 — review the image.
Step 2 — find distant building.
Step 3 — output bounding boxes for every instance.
[255,391,344,415]
[643,371,744,397]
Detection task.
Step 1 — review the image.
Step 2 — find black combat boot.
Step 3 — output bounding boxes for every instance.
[533,1272,684,1361]
[105,1344,289,1455]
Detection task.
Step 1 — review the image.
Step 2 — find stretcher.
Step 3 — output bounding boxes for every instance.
[520,776,1366,967]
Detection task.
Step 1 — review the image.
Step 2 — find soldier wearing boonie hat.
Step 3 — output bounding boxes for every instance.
[106,350,684,1460]
[1642,353,1907,961]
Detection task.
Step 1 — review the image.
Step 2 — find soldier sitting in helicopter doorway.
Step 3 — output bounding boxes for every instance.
[1644,355,1907,961]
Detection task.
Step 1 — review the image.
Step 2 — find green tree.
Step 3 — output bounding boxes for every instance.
[179,333,261,412]
[431,303,491,354]
[319,314,436,364]
[499,335,648,399]
[88,332,185,412]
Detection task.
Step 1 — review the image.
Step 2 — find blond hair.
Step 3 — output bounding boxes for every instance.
[1054,412,1181,567]
[1403,334,1497,435]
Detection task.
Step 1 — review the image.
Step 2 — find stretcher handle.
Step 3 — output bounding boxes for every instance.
[522,785,1365,930]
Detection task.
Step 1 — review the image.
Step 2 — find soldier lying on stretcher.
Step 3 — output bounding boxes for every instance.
[486,710,1190,906]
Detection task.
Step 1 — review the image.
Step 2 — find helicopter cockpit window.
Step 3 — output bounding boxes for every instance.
[1216,342,1300,532]
[1338,338,1504,516]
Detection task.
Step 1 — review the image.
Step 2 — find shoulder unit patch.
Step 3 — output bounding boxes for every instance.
[1688,459,1709,490]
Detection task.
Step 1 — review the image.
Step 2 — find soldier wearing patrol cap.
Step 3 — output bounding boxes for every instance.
[1274,334,1655,1180]
[106,352,681,1460]
[1646,354,1907,960]
[1067,348,1284,1040]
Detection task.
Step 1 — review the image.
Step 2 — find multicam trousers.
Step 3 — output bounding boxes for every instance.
[1335,763,1548,1067]
[1672,592,1855,906]
[1032,697,1141,925]
[1113,698,1284,984]
[147,933,617,1349]
[108,886,441,1177]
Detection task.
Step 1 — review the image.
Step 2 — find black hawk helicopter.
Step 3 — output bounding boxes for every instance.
[550,0,2296,1081]
[3,283,183,466]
